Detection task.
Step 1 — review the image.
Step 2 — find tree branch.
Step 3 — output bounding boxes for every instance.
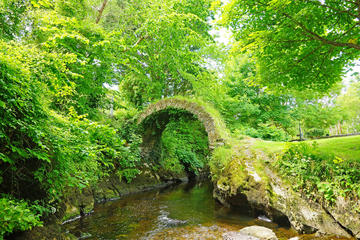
[315,47,335,80]
[295,45,323,65]
[273,39,313,43]
[344,0,358,6]
[122,35,150,52]
[306,0,360,18]
[343,23,359,36]
[96,0,108,24]
[283,13,360,50]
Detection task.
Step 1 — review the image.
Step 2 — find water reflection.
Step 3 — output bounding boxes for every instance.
[63,181,348,240]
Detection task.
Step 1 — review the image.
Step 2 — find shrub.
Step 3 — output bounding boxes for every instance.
[274,142,360,204]
[306,128,326,138]
[0,197,46,238]
[208,145,233,181]
[159,114,209,175]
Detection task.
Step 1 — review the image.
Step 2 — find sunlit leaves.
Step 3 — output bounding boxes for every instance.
[0,198,44,236]
[220,0,360,92]
[118,0,213,106]
[0,0,29,40]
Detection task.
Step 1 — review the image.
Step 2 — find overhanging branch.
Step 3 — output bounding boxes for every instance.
[283,13,360,50]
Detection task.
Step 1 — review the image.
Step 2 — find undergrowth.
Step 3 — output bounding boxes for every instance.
[274,142,360,205]
[209,143,248,195]
[159,112,209,175]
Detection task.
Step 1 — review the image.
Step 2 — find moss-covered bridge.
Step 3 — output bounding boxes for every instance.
[137,97,228,150]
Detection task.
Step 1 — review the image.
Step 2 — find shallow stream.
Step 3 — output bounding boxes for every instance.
[63,181,350,240]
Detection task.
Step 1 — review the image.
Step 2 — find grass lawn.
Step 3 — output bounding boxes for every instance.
[251,138,286,154]
[250,135,360,161]
[311,135,360,161]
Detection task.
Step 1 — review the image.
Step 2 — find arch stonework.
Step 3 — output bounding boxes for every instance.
[137,97,227,149]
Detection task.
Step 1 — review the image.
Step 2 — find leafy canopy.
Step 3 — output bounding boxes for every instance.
[219,0,360,92]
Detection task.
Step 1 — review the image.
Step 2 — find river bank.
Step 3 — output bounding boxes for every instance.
[210,137,359,239]
[11,136,360,240]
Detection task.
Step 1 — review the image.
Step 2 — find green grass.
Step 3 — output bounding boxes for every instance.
[251,138,286,154]
[250,135,360,161]
[311,135,360,161]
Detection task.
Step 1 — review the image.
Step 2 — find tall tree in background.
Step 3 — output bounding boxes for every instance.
[336,80,360,133]
[218,0,360,92]
[107,0,214,106]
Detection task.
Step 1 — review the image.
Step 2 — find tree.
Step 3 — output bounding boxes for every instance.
[0,1,142,236]
[112,0,214,106]
[218,0,360,92]
[0,0,29,40]
[297,101,340,138]
[335,80,360,133]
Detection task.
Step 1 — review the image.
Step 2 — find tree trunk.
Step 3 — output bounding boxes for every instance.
[96,0,108,24]
[338,121,342,135]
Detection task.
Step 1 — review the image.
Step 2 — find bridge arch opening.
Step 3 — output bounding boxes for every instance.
[137,98,227,180]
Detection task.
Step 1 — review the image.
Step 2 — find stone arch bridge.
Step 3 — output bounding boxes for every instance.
[137,97,228,152]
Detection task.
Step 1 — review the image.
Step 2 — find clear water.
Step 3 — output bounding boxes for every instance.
[63,181,351,240]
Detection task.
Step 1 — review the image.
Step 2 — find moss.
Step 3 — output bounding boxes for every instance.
[208,145,233,181]
[137,96,230,148]
[209,140,251,196]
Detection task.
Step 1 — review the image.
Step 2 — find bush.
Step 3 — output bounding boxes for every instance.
[274,142,360,203]
[257,123,289,141]
[35,110,141,200]
[208,145,233,181]
[306,128,326,138]
[240,124,289,141]
[0,197,46,238]
[159,114,209,175]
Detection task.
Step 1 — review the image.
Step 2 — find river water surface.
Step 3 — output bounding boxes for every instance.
[63,181,350,240]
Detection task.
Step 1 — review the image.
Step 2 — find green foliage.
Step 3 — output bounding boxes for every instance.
[208,142,248,195]
[0,2,142,235]
[0,40,54,201]
[306,128,326,138]
[335,80,360,133]
[256,124,289,141]
[208,145,233,181]
[160,114,209,175]
[274,142,360,204]
[36,111,140,200]
[295,99,340,138]
[198,55,294,141]
[0,197,45,238]
[0,0,29,40]
[118,0,214,106]
[0,36,140,195]
[219,0,360,92]
[30,5,116,115]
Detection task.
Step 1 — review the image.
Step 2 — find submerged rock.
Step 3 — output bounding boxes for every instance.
[223,225,278,240]
[157,209,187,228]
[238,226,278,240]
[288,237,300,240]
[223,231,260,240]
